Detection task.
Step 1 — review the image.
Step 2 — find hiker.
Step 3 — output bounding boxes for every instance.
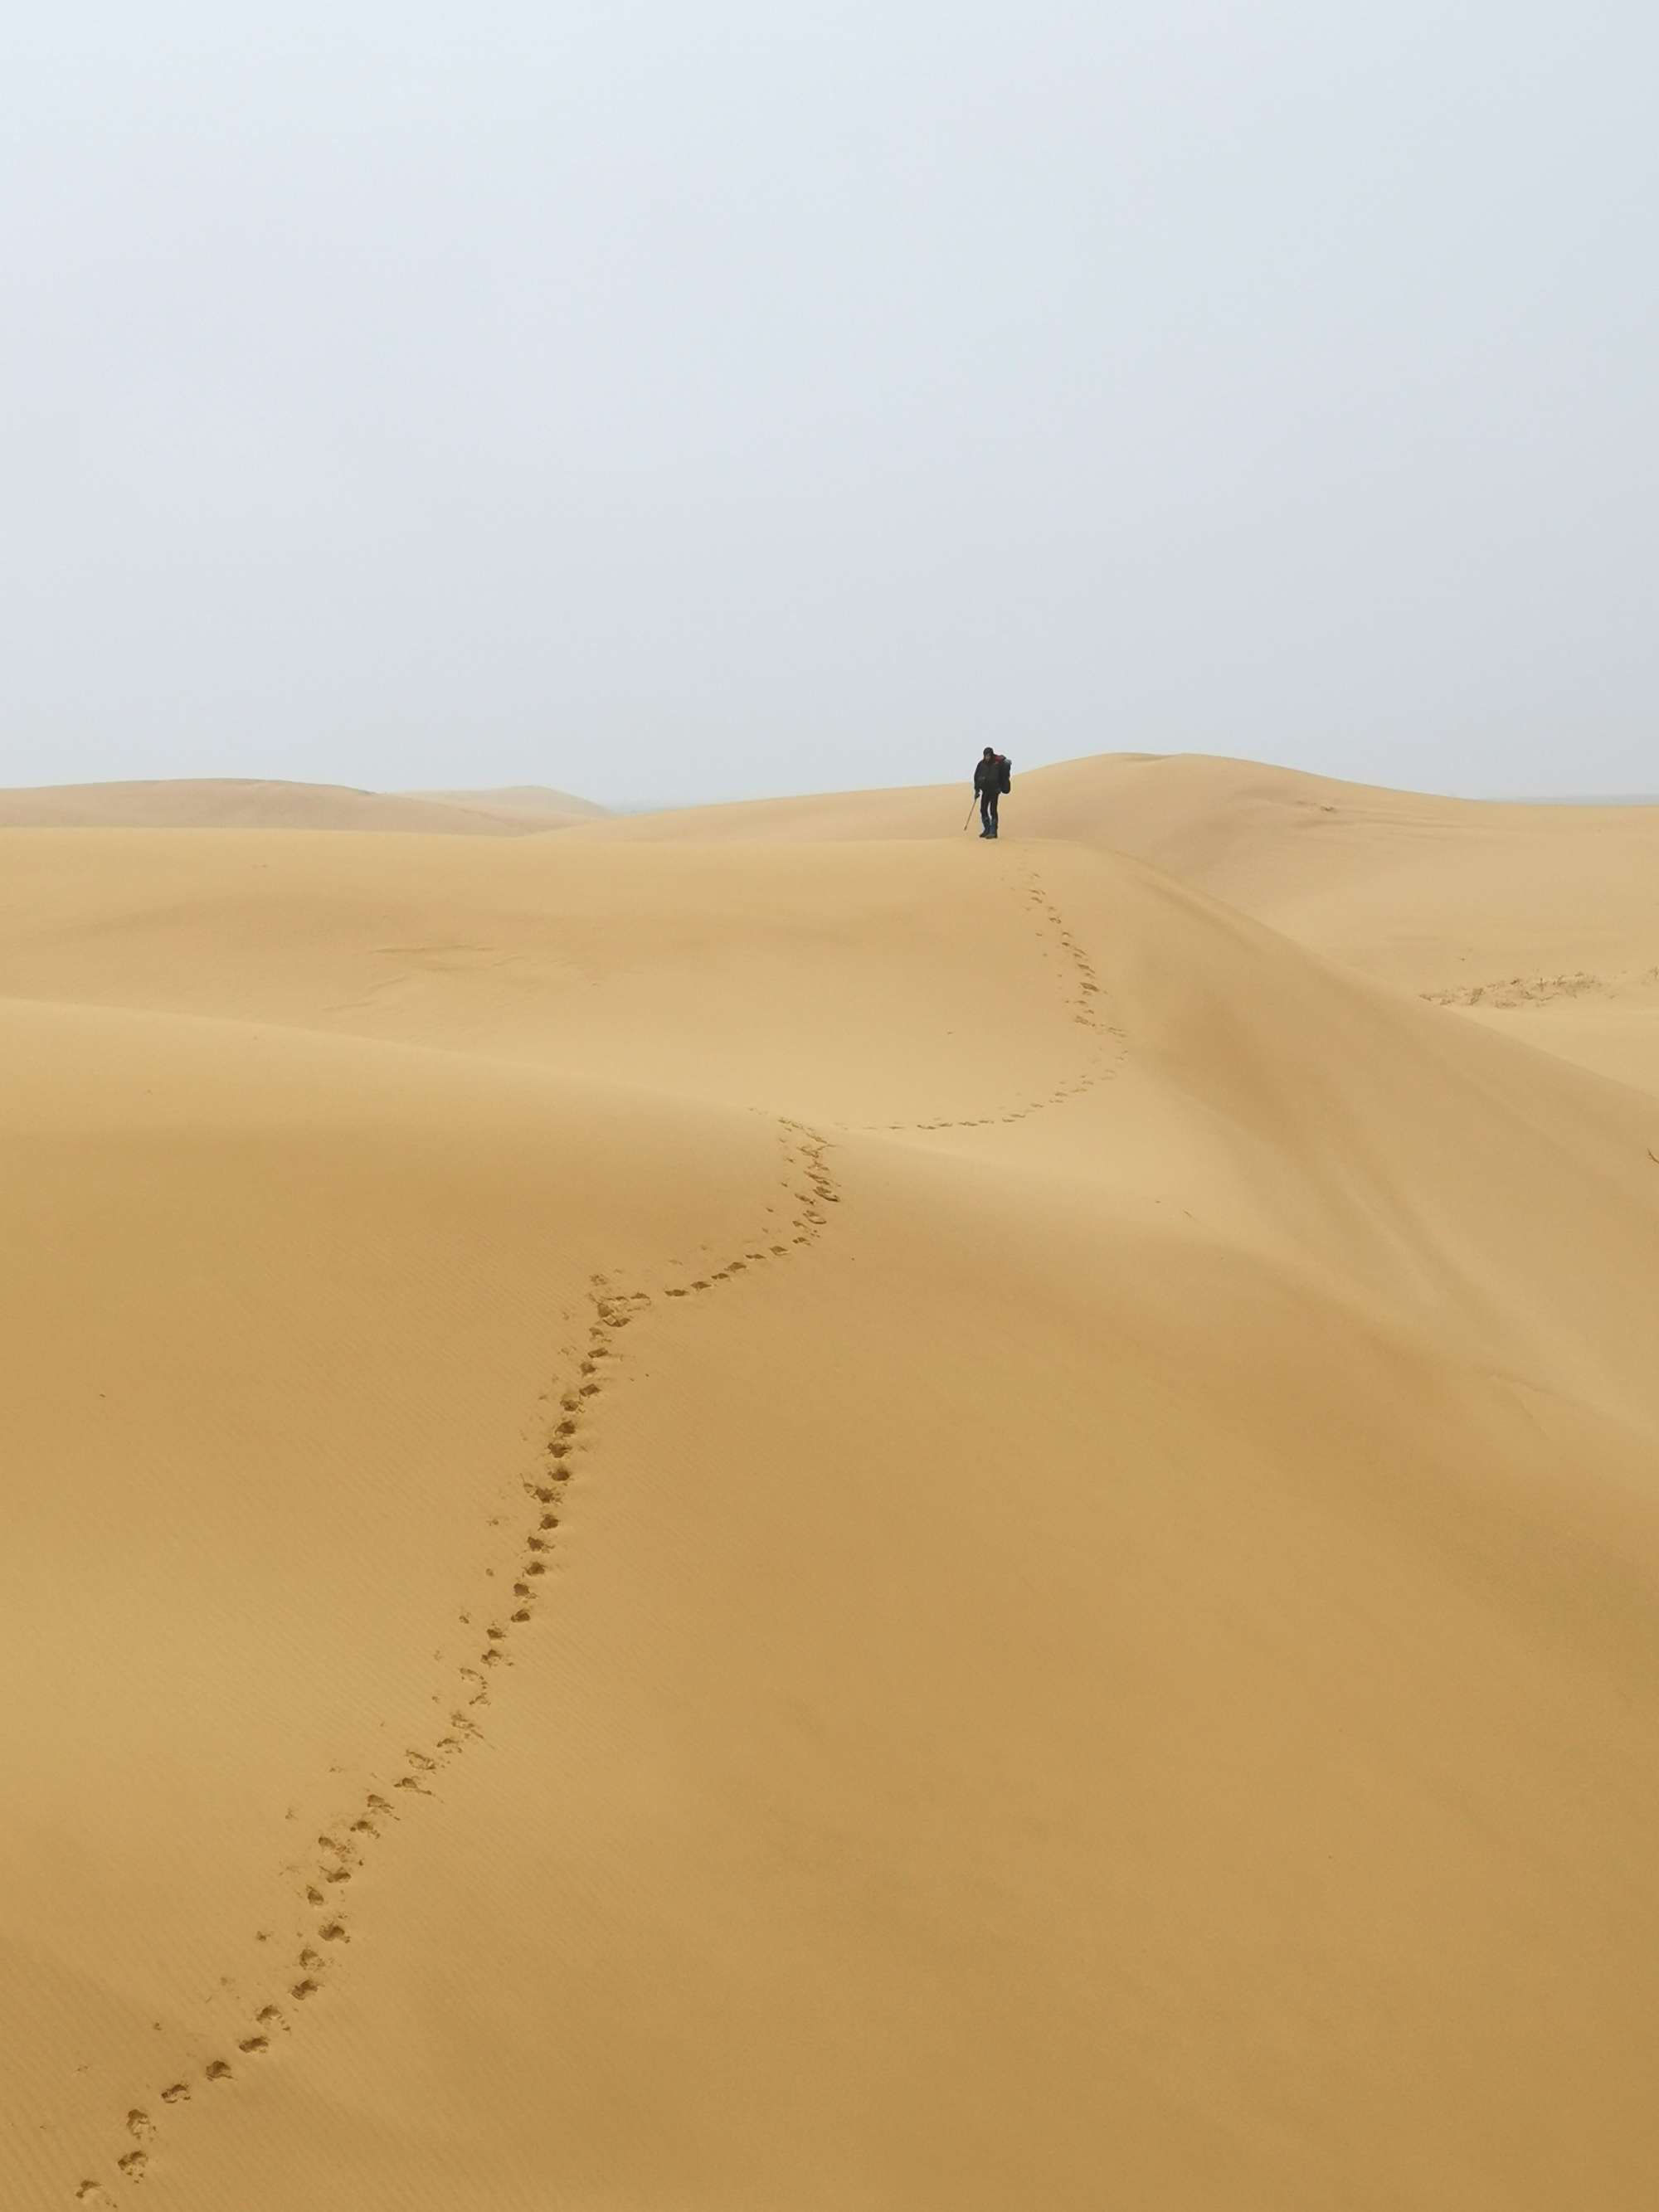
[973,746,1010,838]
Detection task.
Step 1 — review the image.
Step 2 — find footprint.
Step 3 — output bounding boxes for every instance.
[204,2060,232,2083]
[291,1978,319,2002]
[255,2005,287,2032]
[238,2035,270,2056]
[125,2112,154,2142]
[116,2151,147,2180]
[317,1923,348,1944]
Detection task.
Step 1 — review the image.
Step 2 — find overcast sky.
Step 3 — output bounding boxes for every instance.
[3,1,1655,805]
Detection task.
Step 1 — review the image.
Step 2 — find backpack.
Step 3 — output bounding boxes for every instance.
[997,755,1012,795]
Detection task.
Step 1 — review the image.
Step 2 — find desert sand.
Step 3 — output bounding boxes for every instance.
[4,753,1658,2211]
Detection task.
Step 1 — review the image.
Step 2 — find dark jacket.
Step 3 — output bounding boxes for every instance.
[974,755,1005,795]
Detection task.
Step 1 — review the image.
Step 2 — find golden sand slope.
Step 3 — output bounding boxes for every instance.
[0,780,601,837]
[5,787,1659,2212]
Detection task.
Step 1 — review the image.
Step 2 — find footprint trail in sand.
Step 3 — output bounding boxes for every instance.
[72,1124,842,2199]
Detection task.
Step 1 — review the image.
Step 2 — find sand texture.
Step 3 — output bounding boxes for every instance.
[5,755,1659,2211]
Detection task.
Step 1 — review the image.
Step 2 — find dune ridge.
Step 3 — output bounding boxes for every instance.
[7,758,1659,2210]
[567,751,1659,1087]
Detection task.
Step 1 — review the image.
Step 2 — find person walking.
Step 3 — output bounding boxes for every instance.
[973,746,1009,838]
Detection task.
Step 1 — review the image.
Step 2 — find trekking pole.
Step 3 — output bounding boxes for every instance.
[963,799,976,832]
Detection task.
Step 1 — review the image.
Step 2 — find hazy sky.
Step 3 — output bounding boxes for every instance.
[4,2,1655,805]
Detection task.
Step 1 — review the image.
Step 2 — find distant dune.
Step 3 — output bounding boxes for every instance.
[403,783,612,826]
[0,776,605,835]
[7,751,1659,2211]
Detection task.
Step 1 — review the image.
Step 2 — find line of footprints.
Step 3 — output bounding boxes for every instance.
[865,873,1124,1135]
[77,1121,839,2200]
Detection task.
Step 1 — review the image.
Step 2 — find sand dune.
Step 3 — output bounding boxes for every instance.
[7,763,1659,2210]
[572,753,1659,1087]
[0,779,602,837]
[570,751,1659,987]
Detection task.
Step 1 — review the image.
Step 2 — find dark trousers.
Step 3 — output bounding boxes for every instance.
[979,790,1000,836]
